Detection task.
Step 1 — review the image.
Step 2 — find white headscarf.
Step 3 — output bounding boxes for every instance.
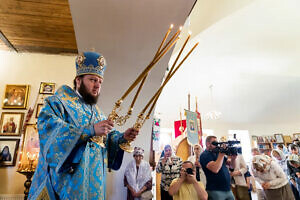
[271,149,286,161]
[252,155,272,172]
[124,159,151,200]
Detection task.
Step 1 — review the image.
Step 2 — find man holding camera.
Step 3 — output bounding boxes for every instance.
[168,161,208,200]
[200,136,235,200]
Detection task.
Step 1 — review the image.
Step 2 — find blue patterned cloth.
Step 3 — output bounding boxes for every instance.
[28,85,125,200]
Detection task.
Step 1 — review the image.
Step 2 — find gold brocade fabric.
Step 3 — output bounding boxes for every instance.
[36,187,50,200]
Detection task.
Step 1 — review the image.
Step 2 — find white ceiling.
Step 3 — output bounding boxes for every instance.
[156,0,300,129]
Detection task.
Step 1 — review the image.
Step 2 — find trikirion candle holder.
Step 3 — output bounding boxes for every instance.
[95,25,198,152]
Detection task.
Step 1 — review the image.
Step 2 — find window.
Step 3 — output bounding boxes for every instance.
[228,130,252,164]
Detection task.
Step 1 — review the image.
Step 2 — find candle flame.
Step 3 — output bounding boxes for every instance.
[170,24,174,29]
[179,26,183,31]
[188,30,192,35]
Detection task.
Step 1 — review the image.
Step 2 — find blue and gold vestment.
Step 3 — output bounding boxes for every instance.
[28,85,126,200]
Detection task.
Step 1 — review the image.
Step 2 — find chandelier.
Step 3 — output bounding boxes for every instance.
[205,84,222,120]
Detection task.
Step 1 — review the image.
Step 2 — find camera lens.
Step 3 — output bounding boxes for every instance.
[186,168,193,175]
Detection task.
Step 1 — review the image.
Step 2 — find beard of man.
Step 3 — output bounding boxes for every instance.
[78,81,99,105]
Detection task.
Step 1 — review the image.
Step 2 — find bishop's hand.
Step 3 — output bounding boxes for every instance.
[124,127,139,142]
[94,120,114,137]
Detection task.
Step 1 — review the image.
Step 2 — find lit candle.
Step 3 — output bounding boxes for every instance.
[154,24,174,58]
[143,32,192,115]
[120,34,180,100]
[140,42,199,115]
[128,24,175,111]
[165,32,191,80]
[152,26,181,65]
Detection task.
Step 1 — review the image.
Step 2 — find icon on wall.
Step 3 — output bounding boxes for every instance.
[2,85,30,109]
[0,112,24,136]
[0,138,20,167]
[39,82,55,95]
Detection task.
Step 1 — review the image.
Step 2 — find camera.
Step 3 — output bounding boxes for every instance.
[186,168,194,175]
[211,140,242,156]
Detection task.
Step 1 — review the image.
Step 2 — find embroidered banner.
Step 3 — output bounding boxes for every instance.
[174,120,186,138]
[185,109,199,145]
[196,111,203,146]
[152,118,161,151]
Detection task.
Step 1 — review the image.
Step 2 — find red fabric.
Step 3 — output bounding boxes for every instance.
[196,111,203,146]
[174,120,186,138]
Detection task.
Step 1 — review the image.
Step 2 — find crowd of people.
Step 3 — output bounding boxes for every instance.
[152,136,300,200]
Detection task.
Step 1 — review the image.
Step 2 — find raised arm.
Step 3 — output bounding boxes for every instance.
[206,153,225,174]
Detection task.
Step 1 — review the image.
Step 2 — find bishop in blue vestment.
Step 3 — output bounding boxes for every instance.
[28,52,138,200]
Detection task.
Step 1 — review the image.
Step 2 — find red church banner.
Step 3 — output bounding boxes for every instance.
[174,120,186,138]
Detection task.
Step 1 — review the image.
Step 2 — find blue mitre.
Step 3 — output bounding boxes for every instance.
[75,52,107,78]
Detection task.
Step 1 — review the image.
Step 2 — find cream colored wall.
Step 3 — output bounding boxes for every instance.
[0,51,75,194]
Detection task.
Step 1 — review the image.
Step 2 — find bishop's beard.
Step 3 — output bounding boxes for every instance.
[78,82,99,105]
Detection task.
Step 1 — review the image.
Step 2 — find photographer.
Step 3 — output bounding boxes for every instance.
[188,144,207,187]
[200,136,235,200]
[168,161,208,200]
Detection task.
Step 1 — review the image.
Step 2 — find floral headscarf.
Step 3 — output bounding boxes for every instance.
[252,155,272,172]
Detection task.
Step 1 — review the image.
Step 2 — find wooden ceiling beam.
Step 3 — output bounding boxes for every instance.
[0,0,77,53]
[15,0,69,6]
[10,38,77,49]
[0,13,74,28]
[0,0,72,19]
[0,30,17,52]
[14,45,77,54]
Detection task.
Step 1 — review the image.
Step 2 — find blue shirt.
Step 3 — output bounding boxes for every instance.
[200,150,231,191]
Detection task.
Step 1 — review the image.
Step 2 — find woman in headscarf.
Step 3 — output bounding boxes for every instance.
[272,149,288,175]
[251,155,294,200]
[287,153,300,200]
[156,144,182,200]
[0,146,12,161]
[124,147,152,200]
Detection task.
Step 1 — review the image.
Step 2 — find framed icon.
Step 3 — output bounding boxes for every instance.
[39,82,55,95]
[2,85,30,109]
[0,139,20,167]
[274,134,284,143]
[0,112,24,136]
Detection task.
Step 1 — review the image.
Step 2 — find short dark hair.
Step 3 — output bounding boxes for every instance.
[277,144,284,148]
[182,160,195,170]
[73,75,84,90]
[290,160,299,166]
[206,136,216,145]
[289,144,298,151]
